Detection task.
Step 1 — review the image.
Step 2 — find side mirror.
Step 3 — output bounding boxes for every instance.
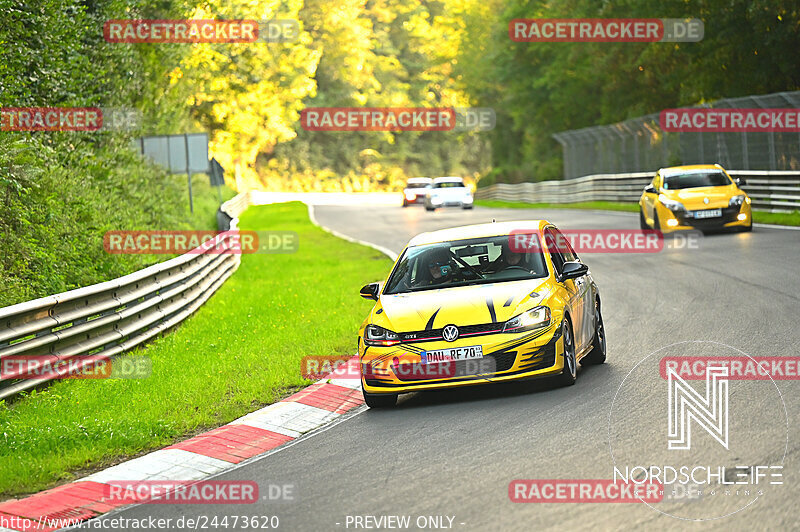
[643,184,657,194]
[360,282,380,300]
[560,261,589,282]
[735,177,746,186]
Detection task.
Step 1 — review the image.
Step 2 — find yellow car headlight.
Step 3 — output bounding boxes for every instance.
[503,306,551,333]
[364,324,400,346]
[729,194,746,207]
[658,194,686,213]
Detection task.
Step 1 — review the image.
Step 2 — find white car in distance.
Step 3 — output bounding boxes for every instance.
[402,177,433,207]
[424,177,474,211]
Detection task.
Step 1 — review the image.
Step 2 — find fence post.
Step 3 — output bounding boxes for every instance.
[741,132,749,169]
[553,133,569,179]
[768,132,777,170]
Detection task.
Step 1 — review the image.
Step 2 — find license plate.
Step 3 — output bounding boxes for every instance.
[693,208,721,219]
[423,345,483,364]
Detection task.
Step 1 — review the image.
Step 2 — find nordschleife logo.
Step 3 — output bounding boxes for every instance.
[608,341,788,521]
[667,365,729,450]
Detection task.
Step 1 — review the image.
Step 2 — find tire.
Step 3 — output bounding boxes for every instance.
[425,206,435,212]
[402,202,408,208]
[581,299,606,366]
[554,318,577,386]
[652,211,661,232]
[462,205,473,210]
[639,208,649,229]
[363,391,398,408]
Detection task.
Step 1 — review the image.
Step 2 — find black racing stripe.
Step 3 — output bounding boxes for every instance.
[401,345,424,354]
[503,295,514,307]
[425,308,441,330]
[493,324,553,350]
[485,297,497,322]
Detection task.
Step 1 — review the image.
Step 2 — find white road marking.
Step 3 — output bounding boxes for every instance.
[83,449,231,483]
[231,400,339,437]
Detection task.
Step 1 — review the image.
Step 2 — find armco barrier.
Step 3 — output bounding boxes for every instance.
[0,191,250,400]
[475,171,800,212]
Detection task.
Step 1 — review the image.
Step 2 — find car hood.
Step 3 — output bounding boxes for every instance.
[372,278,550,332]
[660,184,740,210]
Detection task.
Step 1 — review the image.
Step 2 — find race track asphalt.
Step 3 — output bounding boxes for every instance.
[93,203,800,531]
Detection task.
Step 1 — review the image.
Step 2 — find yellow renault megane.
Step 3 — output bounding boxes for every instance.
[357,221,606,408]
[639,164,752,232]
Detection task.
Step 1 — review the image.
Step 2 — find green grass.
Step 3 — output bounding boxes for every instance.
[475,199,800,226]
[0,202,391,498]
[0,131,237,308]
[751,210,800,226]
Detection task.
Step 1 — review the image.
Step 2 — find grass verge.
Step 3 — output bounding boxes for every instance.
[474,199,800,226]
[750,210,800,226]
[0,201,391,498]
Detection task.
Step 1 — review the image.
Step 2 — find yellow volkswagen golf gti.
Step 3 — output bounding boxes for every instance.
[357,221,606,408]
[639,164,752,232]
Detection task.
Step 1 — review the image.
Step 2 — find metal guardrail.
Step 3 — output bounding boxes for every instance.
[475,171,800,213]
[0,192,251,400]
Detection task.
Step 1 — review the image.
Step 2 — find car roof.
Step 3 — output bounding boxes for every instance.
[432,176,464,183]
[659,164,726,176]
[408,220,551,247]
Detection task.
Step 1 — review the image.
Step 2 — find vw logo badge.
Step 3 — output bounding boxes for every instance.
[442,325,459,342]
[703,197,710,204]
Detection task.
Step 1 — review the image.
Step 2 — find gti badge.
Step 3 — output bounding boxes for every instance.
[703,197,710,204]
[442,325,459,342]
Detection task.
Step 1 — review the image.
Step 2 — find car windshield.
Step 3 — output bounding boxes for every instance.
[384,235,548,294]
[434,181,464,188]
[662,171,732,190]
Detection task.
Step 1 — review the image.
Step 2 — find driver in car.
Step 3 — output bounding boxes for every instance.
[422,248,456,286]
[487,239,526,273]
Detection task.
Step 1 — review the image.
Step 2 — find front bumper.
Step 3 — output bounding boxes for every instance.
[359,321,564,394]
[657,202,752,231]
[427,199,473,208]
